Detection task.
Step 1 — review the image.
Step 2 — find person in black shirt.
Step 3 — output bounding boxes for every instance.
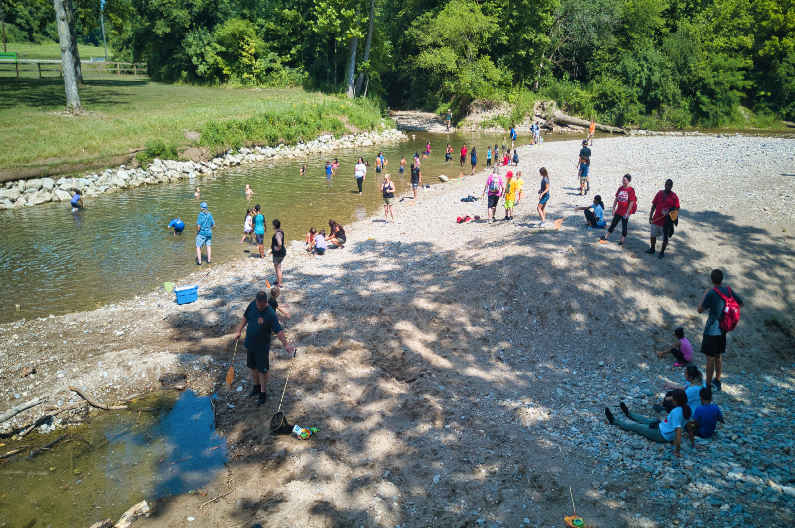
[410,163,421,201]
[577,140,592,193]
[234,291,295,405]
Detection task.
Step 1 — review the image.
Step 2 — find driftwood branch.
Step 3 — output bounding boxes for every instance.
[69,386,128,410]
[0,397,44,423]
[88,520,113,528]
[0,445,30,458]
[552,110,627,134]
[114,500,149,528]
[784,121,795,128]
[18,402,85,438]
[28,434,67,459]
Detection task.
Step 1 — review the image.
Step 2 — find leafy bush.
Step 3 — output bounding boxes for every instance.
[136,139,179,164]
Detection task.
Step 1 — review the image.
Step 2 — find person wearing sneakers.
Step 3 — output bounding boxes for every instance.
[235,291,295,405]
[577,140,591,194]
[502,171,517,221]
[601,174,636,246]
[482,172,504,222]
[646,179,680,259]
[605,389,691,457]
[656,327,693,367]
[196,202,215,265]
[697,269,744,391]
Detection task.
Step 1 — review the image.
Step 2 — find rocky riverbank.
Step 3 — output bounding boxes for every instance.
[0,128,407,210]
[1,135,794,527]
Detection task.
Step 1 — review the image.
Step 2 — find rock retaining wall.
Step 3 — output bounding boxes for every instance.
[0,128,407,210]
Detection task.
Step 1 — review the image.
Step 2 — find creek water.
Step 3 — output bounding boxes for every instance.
[0,390,226,527]
[0,130,557,323]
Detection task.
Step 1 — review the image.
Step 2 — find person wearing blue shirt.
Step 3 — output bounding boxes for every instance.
[196,202,215,265]
[325,161,334,179]
[575,195,606,229]
[509,126,517,150]
[168,218,185,235]
[686,387,724,448]
[70,191,83,210]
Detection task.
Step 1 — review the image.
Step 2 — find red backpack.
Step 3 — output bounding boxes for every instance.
[713,287,740,331]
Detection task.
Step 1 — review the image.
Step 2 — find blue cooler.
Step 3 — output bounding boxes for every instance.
[174,284,199,305]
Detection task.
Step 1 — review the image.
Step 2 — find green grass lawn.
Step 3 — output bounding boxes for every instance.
[2,42,108,61]
[0,77,385,173]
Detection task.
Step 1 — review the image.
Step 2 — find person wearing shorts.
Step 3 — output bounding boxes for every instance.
[537,167,550,224]
[646,179,680,259]
[502,171,516,220]
[271,219,287,287]
[381,173,396,223]
[234,291,294,405]
[410,163,421,201]
[195,202,214,265]
[577,140,592,193]
[460,144,468,166]
[483,172,504,222]
[697,269,744,391]
[253,204,266,258]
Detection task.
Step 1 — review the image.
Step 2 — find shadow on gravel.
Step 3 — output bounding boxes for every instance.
[148,205,795,527]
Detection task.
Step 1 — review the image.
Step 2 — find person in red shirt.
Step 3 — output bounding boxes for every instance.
[646,179,680,259]
[600,173,636,246]
[460,144,468,167]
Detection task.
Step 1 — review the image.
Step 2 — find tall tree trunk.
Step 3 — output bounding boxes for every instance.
[345,9,360,99]
[354,0,374,97]
[0,1,7,53]
[53,0,83,113]
[66,0,83,84]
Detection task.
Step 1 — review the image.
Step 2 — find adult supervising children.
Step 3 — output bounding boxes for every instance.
[697,269,744,391]
[482,172,504,223]
[253,205,266,258]
[354,157,367,195]
[600,174,636,246]
[646,179,680,259]
[196,202,214,265]
[410,163,421,200]
[381,173,396,223]
[235,291,295,405]
[271,219,287,287]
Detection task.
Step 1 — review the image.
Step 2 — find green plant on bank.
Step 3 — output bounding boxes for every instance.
[136,139,179,165]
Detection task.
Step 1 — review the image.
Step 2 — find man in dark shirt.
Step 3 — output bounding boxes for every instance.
[697,269,744,392]
[410,163,421,201]
[577,140,592,193]
[235,291,295,405]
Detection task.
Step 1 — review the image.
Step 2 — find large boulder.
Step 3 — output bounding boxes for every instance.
[26,179,42,191]
[0,188,21,201]
[53,190,73,202]
[16,180,26,192]
[30,190,53,205]
[438,174,449,182]
[110,176,128,188]
[41,178,55,191]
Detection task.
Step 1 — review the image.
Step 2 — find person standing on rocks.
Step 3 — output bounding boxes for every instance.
[697,269,744,392]
[600,174,636,246]
[645,179,680,259]
[460,143,468,167]
[482,172,504,222]
[577,140,591,194]
[271,219,287,288]
[380,173,396,223]
[410,163,421,201]
[196,202,214,265]
[235,290,295,405]
[253,204,266,259]
[354,157,367,195]
[537,167,550,225]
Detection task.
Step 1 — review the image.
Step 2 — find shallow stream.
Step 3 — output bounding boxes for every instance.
[0,130,553,322]
[0,390,225,527]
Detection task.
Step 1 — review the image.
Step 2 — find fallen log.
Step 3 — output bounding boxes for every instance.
[552,111,627,134]
[28,434,67,459]
[784,121,795,128]
[0,397,44,424]
[88,520,113,528]
[69,387,129,411]
[114,500,149,528]
[18,402,86,438]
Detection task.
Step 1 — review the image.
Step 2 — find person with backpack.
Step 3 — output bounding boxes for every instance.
[646,179,680,259]
[482,172,504,223]
[697,269,744,391]
[600,174,636,246]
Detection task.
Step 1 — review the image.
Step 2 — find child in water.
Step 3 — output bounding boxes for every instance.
[245,184,255,196]
[194,187,201,197]
[240,209,253,243]
[305,227,317,252]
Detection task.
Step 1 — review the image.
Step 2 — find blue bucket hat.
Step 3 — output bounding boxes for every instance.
[200,202,208,209]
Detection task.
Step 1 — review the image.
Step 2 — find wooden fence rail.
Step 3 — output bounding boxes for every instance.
[0,60,147,79]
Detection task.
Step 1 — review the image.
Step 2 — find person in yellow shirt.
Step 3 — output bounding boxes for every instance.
[502,171,518,220]
[514,171,525,206]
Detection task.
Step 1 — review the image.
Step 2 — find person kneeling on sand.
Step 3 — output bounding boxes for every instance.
[605,388,691,458]
[235,291,295,405]
[656,327,693,367]
[686,387,724,449]
[313,230,327,255]
[327,219,346,248]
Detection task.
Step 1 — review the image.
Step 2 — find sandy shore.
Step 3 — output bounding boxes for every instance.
[2,135,795,527]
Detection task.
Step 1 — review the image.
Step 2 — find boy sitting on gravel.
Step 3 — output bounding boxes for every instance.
[686,387,724,449]
[656,327,693,367]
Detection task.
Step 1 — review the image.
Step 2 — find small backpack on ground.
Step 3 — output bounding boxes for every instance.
[713,286,741,331]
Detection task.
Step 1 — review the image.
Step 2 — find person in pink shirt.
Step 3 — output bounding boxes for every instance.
[656,327,693,367]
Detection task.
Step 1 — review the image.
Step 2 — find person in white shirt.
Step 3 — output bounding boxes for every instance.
[605,388,692,458]
[354,157,367,195]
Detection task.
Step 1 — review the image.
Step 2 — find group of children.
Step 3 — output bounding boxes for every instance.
[304,219,347,255]
[604,327,725,457]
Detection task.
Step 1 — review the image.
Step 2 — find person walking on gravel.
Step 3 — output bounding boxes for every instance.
[537,167,551,225]
[253,204,266,258]
[410,163,421,201]
[482,172,504,222]
[196,202,214,265]
[577,140,591,194]
[271,219,287,287]
[646,179,680,259]
[354,157,366,195]
[697,269,744,392]
[235,291,295,405]
[600,174,636,246]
